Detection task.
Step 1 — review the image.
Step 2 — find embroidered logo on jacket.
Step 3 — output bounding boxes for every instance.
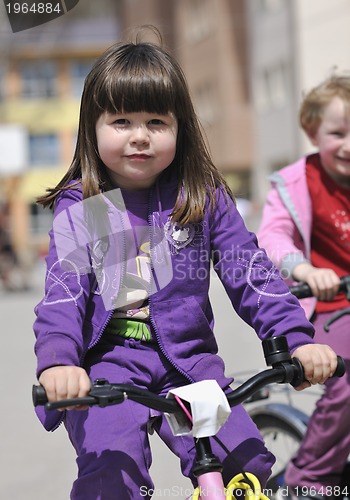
[164,220,206,254]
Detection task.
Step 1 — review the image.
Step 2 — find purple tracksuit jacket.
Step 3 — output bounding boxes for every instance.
[34,172,315,431]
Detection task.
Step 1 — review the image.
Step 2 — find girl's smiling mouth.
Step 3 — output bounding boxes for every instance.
[337,156,350,162]
[127,154,152,160]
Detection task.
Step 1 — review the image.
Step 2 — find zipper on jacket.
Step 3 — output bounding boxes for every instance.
[83,206,127,358]
[148,188,194,384]
[85,309,114,356]
[148,308,193,383]
[49,414,65,432]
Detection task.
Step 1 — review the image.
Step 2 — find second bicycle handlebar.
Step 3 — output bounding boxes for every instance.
[290,275,350,331]
[290,275,350,300]
[32,337,345,413]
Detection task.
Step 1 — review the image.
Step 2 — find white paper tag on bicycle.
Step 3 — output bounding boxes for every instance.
[165,380,231,438]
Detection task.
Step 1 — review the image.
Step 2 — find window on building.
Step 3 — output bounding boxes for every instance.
[29,134,60,166]
[194,83,216,125]
[267,64,287,108]
[259,0,283,12]
[30,203,53,235]
[77,0,121,17]
[20,61,57,98]
[255,63,287,112]
[70,59,95,97]
[186,0,212,43]
[0,66,4,100]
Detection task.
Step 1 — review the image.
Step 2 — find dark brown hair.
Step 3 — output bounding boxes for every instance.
[37,34,233,223]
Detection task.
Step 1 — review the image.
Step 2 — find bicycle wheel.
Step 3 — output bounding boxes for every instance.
[252,414,304,494]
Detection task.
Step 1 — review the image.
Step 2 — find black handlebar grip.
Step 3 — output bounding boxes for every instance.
[32,384,48,406]
[291,355,345,387]
[290,275,350,299]
[334,356,346,377]
[289,282,312,299]
[290,357,304,387]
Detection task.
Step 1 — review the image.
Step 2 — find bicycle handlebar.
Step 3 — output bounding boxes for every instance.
[32,337,345,413]
[290,275,350,300]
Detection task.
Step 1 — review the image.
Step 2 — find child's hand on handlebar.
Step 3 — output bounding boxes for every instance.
[38,366,92,411]
[292,263,340,301]
[292,344,338,390]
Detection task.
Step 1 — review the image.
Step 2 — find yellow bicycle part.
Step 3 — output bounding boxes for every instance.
[191,472,270,500]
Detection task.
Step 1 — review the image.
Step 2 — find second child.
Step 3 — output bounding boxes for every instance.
[258,73,350,498]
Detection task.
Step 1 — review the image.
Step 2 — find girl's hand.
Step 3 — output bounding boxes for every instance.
[292,344,338,391]
[38,366,92,411]
[292,263,340,301]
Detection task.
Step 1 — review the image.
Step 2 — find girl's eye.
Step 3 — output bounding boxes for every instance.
[113,118,129,125]
[148,119,165,125]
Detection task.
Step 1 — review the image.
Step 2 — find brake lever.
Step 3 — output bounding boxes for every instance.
[46,395,98,410]
[44,379,126,411]
[88,379,126,408]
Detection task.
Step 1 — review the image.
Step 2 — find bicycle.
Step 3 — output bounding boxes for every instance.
[240,275,350,498]
[33,336,344,500]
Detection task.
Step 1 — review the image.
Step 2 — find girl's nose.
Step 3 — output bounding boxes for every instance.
[130,125,150,145]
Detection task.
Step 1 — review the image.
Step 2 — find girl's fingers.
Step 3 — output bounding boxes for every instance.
[39,366,91,411]
[306,270,340,301]
[292,344,338,387]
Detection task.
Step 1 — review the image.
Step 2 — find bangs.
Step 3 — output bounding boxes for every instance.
[94,44,184,117]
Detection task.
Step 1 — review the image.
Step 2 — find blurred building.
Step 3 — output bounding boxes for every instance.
[120,0,254,197]
[0,1,120,258]
[121,0,350,209]
[247,0,350,205]
[0,0,256,260]
[1,0,349,259]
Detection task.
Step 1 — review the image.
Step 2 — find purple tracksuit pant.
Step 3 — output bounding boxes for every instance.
[285,309,350,493]
[64,335,274,499]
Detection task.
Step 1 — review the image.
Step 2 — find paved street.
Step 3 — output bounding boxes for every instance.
[0,264,76,499]
[0,261,317,499]
[0,263,262,499]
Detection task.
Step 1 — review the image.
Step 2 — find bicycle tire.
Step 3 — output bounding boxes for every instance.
[251,414,304,494]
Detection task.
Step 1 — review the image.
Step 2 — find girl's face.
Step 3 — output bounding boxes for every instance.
[95,111,178,190]
[309,96,350,188]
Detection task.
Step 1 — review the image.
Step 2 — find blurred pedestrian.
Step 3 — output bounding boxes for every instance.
[0,201,18,291]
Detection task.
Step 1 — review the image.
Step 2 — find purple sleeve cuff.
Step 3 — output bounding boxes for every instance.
[35,333,81,378]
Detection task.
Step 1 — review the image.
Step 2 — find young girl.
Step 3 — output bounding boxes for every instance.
[34,37,337,499]
[258,74,350,498]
